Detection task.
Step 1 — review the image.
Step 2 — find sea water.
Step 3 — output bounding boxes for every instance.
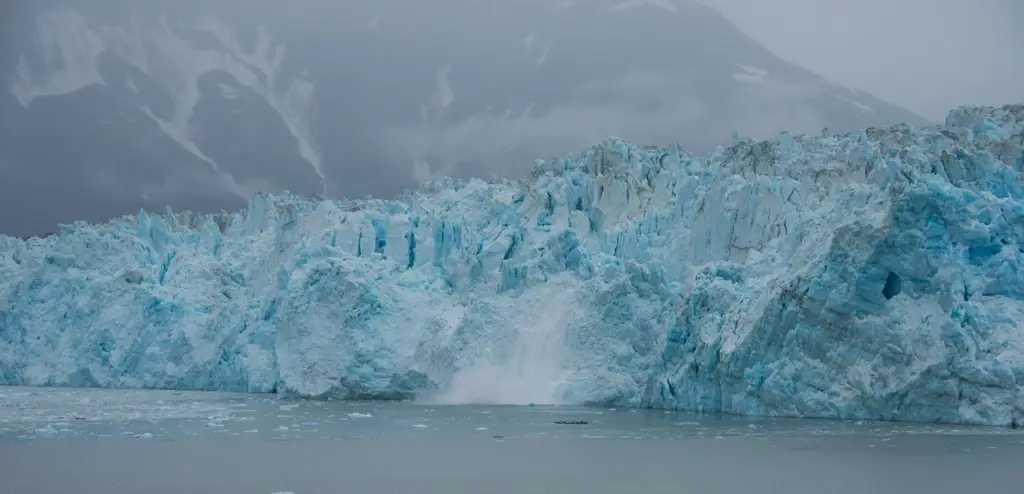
[1,386,1022,494]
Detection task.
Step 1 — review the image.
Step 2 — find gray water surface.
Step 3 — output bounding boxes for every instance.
[1,386,1022,494]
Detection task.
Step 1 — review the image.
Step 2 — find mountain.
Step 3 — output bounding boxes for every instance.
[2,104,1020,425]
[0,0,929,237]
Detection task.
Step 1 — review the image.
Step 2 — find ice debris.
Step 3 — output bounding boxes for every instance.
[1,104,1023,426]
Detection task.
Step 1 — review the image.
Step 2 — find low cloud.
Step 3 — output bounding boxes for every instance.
[380,70,829,183]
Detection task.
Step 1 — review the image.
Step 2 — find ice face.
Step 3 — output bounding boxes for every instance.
[1,104,1022,426]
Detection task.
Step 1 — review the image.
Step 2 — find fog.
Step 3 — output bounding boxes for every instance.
[0,0,1021,236]
[704,0,1024,120]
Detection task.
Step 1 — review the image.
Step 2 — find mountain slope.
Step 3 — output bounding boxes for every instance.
[1,0,929,237]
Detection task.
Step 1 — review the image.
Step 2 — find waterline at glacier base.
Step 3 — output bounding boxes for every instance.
[1,104,1022,426]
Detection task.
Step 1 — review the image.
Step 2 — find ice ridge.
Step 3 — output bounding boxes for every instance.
[1,104,1023,426]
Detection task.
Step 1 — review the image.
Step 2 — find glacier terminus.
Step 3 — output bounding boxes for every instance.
[1,104,1022,427]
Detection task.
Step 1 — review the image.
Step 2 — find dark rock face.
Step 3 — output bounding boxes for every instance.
[0,0,927,237]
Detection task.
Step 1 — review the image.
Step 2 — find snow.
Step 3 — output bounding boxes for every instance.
[535,40,551,68]
[607,1,680,14]
[11,7,325,196]
[9,9,107,107]
[219,83,240,99]
[733,63,769,83]
[522,31,553,68]
[837,94,877,114]
[2,104,1024,426]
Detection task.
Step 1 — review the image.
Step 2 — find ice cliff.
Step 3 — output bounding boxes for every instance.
[2,104,1023,426]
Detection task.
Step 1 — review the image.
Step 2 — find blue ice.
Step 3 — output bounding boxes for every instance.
[1,104,1022,426]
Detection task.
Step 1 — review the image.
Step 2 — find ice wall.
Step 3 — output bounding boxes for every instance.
[2,104,1023,426]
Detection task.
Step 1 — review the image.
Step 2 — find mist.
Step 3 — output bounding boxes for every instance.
[1,0,1020,236]
[703,0,1024,120]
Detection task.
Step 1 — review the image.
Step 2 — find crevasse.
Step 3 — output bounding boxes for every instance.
[1,104,1022,426]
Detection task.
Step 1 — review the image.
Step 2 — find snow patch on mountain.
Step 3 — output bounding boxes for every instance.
[10,7,325,196]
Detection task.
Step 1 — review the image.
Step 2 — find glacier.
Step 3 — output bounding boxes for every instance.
[1,104,1023,426]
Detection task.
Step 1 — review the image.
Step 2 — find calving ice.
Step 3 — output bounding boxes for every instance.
[1,105,1022,426]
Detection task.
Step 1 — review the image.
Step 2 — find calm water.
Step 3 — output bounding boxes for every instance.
[1,386,1022,494]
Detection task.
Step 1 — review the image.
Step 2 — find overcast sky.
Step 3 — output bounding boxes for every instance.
[703,0,1024,121]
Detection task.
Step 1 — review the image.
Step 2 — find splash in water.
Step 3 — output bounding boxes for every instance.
[428,290,575,405]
